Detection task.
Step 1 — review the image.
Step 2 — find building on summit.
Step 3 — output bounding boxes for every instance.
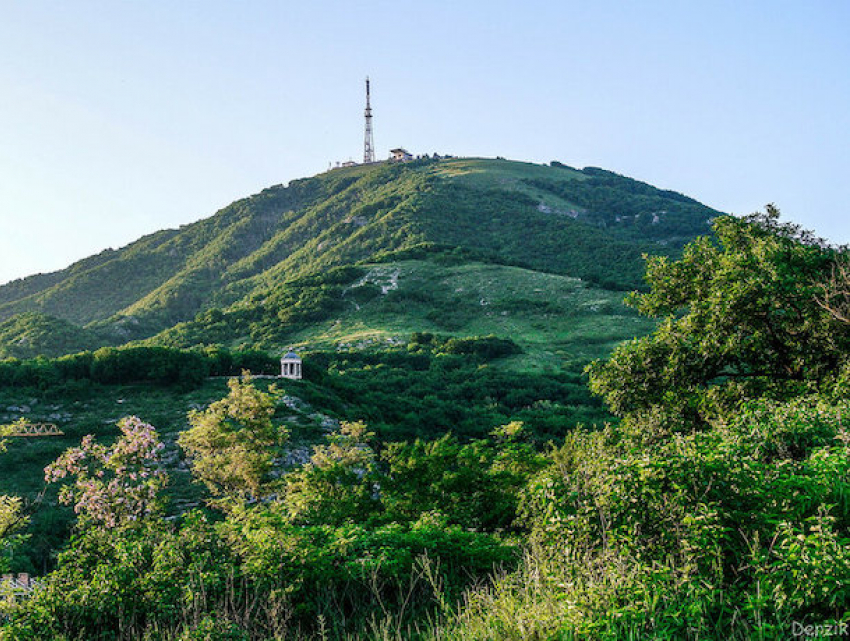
[280,349,302,380]
[389,148,413,162]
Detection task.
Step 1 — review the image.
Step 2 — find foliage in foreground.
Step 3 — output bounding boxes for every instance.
[588,207,850,436]
[1,379,534,640]
[433,395,849,640]
[426,211,850,640]
[178,376,287,503]
[3,210,850,640]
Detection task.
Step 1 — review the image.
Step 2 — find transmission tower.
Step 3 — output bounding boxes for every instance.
[363,77,375,164]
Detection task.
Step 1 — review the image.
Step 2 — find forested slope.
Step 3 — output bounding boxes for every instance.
[0,157,719,356]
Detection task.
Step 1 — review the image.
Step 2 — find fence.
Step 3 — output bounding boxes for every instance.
[1,573,38,597]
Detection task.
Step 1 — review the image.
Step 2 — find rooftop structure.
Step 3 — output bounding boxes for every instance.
[1,573,37,595]
[389,148,413,162]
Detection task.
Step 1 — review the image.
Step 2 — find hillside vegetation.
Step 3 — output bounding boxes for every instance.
[2,210,849,640]
[0,313,104,360]
[146,257,656,373]
[0,157,718,358]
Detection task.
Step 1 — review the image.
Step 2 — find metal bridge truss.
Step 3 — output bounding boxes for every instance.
[6,422,64,437]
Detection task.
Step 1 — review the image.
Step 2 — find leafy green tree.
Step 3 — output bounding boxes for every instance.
[0,425,29,573]
[1,513,242,641]
[587,207,850,436]
[0,496,25,543]
[0,497,28,576]
[282,421,379,525]
[179,375,287,503]
[381,422,547,531]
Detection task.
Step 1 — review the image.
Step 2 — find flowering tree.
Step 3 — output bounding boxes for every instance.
[45,416,168,529]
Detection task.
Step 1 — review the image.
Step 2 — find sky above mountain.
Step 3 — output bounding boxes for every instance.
[1,0,848,285]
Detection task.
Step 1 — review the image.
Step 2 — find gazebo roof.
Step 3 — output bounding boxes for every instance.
[282,350,301,360]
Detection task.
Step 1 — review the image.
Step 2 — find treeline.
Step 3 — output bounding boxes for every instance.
[0,346,279,389]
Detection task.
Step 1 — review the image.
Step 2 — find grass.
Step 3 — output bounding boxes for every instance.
[430,157,589,216]
[286,259,656,374]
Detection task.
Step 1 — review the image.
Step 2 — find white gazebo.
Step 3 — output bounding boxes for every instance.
[280,349,303,380]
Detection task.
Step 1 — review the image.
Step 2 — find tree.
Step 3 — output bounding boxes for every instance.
[282,421,378,525]
[0,496,26,542]
[381,422,546,531]
[0,423,7,451]
[45,416,167,529]
[0,425,29,572]
[587,207,850,436]
[816,254,850,324]
[178,374,287,503]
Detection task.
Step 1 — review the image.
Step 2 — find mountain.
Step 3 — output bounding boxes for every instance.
[0,312,104,360]
[0,157,720,358]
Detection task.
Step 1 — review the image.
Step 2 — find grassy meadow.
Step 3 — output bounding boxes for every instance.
[288,258,656,373]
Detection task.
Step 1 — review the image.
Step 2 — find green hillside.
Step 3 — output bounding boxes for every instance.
[0,312,104,359]
[0,157,719,358]
[0,332,611,577]
[147,257,656,374]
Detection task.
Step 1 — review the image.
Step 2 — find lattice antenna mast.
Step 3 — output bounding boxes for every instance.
[363,77,375,164]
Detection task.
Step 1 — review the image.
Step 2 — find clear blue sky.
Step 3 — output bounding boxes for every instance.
[1,1,848,285]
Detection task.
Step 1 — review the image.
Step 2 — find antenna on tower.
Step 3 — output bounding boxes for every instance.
[363,77,375,164]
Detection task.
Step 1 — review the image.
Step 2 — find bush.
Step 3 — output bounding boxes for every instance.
[0,346,283,390]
